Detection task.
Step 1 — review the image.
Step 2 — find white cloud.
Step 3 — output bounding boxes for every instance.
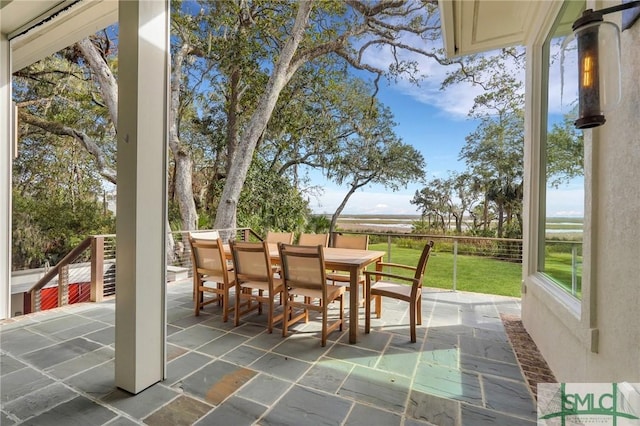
[361,39,527,119]
[546,186,584,217]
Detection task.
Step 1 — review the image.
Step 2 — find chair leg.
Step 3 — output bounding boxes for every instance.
[339,295,344,331]
[282,292,289,338]
[267,299,274,334]
[321,304,327,347]
[409,301,417,343]
[222,289,228,322]
[195,286,201,316]
[365,286,371,334]
[417,293,422,325]
[375,295,382,319]
[234,284,241,327]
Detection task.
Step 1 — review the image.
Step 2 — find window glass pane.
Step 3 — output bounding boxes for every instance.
[541,2,585,299]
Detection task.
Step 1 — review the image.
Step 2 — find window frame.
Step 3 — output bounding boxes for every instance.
[522,0,598,353]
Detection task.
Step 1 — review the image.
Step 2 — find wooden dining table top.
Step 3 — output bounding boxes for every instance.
[223,243,385,268]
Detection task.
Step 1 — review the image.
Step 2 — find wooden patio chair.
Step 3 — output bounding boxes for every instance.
[327,234,369,303]
[298,232,329,247]
[230,240,284,333]
[364,240,434,342]
[188,230,220,240]
[278,243,344,346]
[265,231,294,244]
[265,231,294,275]
[188,235,235,321]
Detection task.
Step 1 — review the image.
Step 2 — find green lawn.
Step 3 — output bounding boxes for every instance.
[369,243,523,297]
[543,252,582,297]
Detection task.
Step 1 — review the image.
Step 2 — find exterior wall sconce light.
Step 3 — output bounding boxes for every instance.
[572,0,640,129]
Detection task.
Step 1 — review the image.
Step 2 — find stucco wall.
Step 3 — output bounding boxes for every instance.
[523,15,640,382]
[589,15,640,381]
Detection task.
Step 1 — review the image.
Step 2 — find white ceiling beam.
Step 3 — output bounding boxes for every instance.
[9,0,118,72]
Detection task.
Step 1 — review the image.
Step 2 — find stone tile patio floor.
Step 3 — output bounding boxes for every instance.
[1,279,538,425]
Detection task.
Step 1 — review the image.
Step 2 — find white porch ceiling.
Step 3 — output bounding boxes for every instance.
[1,0,118,72]
[439,0,547,57]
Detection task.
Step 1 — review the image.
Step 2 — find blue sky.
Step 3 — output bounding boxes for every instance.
[306,83,479,216]
[308,43,585,218]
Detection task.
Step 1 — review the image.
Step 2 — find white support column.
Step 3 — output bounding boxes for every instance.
[115,0,169,394]
[0,30,12,320]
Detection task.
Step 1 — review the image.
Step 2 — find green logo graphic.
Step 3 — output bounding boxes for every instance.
[538,383,640,425]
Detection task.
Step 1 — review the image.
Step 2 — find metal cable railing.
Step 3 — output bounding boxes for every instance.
[20,227,533,315]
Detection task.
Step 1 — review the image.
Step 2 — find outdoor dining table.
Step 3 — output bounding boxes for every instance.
[224,243,385,344]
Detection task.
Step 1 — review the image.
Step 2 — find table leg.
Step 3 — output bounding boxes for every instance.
[349,265,359,344]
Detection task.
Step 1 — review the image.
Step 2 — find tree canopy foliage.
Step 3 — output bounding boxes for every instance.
[11,1,585,269]
[411,47,583,238]
[12,0,441,267]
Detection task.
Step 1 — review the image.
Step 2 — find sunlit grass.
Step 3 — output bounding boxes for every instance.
[369,243,523,297]
[543,252,582,297]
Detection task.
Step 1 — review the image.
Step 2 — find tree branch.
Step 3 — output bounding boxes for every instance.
[19,110,116,184]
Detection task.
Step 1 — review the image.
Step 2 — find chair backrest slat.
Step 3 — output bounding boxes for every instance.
[230,240,273,283]
[278,244,327,292]
[189,230,220,240]
[189,236,228,279]
[412,241,434,292]
[332,234,369,250]
[265,231,294,244]
[298,233,329,247]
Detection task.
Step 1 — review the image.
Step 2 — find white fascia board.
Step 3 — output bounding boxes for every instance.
[11,0,118,72]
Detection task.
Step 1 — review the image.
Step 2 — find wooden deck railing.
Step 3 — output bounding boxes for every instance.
[25,228,259,314]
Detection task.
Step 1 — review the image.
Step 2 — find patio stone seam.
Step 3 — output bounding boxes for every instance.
[48,357,114,382]
[143,388,217,424]
[118,390,185,424]
[73,320,114,331]
[6,342,114,384]
[477,372,488,408]
[187,331,251,355]
[13,371,135,425]
[2,410,20,425]
[188,348,221,362]
[1,381,79,422]
[321,359,356,395]
[231,377,295,409]
[8,330,97,360]
[246,350,317,385]
[168,379,222,409]
[459,399,536,423]
[459,364,527,385]
[247,337,337,363]
[250,380,350,425]
[166,358,219,388]
[74,313,115,328]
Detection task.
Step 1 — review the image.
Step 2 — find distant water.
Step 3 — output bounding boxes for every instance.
[335,215,584,234]
[359,223,413,230]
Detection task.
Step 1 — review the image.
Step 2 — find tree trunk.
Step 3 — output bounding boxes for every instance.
[225,68,241,175]
[76,38,118,128]
[329,183,359,240]
[497,202,505,238]
[214,1,314,231]
[482,194,489,231]
[455,213,463,233]
[169,42,198,230]
[173,152,197,230]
